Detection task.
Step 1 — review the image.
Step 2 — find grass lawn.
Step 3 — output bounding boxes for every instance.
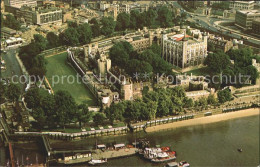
[113,122,126,128]
[46,52,96,105]
[185,67,210,76]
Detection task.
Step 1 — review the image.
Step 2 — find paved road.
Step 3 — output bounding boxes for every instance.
[172,1,260,47]
[0,49,25,91]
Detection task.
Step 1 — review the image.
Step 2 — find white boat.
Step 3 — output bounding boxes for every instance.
[179,161,190,167]
[88,159,107,165]
[142,147,176,163]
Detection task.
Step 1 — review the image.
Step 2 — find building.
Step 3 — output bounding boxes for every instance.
[1,27,17,38]
[130,4,148,13]
[4,0,37,8]
[1,0,5,13]
[100,3,110,11]
[252,59,260,72]
[208,35,234,53]
[17,5,63,25]
[176,74,208,91]
[252,18,260,35]
[185,89,215,100]
[235,10,260,29]
[43,0,70,9]
[4,37,23,49]
[162,31,208,69]
[229,1,255,10]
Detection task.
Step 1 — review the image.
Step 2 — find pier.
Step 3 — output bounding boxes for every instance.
[57,148,138,165]
[92,148,138,159]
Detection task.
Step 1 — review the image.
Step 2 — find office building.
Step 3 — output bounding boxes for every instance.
[235,10,260,29]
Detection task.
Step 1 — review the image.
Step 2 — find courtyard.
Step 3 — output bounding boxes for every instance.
[46,52,96,105]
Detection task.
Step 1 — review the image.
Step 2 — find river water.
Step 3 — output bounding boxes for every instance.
[6,115,260,166]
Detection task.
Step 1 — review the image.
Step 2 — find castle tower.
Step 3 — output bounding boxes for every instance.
[97,53,111,78]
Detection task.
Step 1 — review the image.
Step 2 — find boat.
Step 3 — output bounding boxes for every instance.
[179,161,190,167]
[142,147,176,163]
[237,148,243,152]
[166,162,179,167]
[151,151,176,163]
[88,159,107,165]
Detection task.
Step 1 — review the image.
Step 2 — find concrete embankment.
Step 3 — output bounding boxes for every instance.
[146,108,260,133]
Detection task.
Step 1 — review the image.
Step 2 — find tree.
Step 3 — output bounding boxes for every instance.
[24,88,43,109]
[67,21,78,28]
[146,101,158,120]
[186,29,192,36]
[109,41,133,67]
[59,27,79,46]
[207,94,218,105]
[184,98,194,108]
[93,113,106,126]
[89,18,98,25]
[77,102,92,128]
[90,18,101,37]
[6,83,21,103]
[217,88,232,103]
[1,14,4,28]
[54,90,77,128]
[4,14,20,30]
[105,103,125,124]
[197,97,208,110]
[208,43,215,52]
[130,10,140,29]
[24,88,55,127]
[127,59,153,77]
[123,101,141,122]
[30,54,47,78]
[91,22,101,38]
[245,65,258,84]
[204,51,231,74]
[158,6,173,28]
[33,34,48,51]
[149,44,161,55]
[116,12,130,31]
[101,17,116,36]
[144,9,157,28]
[77,23,92,44]
[46,32,60,48]
[0,81,6,102]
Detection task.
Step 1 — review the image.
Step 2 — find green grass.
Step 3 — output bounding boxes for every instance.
[113,122,125,128]
[103,126,109,129]
[185,67,210,76]
[85,127,91,131]
[46,53,96,105]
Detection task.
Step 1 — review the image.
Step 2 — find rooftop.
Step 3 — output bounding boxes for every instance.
[1,27,16,33]
[233,1,255,4]
[237,10,260,15]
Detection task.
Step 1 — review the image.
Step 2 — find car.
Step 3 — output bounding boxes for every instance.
[1,66,6,70]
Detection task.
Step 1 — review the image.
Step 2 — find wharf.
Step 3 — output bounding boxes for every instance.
[93,148,138,159]
[58,148,138,165]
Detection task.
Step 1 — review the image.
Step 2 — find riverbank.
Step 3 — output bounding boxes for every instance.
[146,108,259,133]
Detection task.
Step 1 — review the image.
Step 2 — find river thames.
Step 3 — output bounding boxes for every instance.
[6,115,259,166]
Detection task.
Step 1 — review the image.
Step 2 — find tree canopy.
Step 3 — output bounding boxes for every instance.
[101,17,116,36]
[116,12,130,31]
[217,88,232,103]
